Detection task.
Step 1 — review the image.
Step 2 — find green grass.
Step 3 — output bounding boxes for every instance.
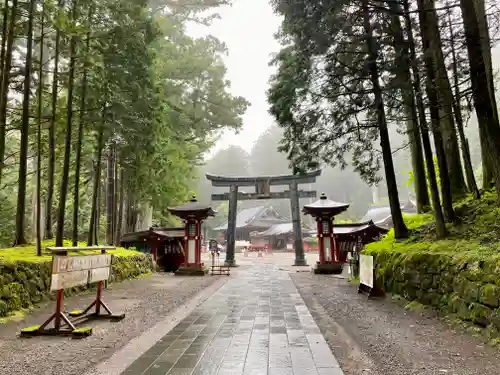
[0,239,142,263]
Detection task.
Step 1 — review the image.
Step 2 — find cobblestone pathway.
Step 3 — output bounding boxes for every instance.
[119,263,344,375]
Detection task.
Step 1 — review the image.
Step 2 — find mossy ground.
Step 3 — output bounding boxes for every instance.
[363,190,500,343]
[0,239,140,263]
[0,240,154,319]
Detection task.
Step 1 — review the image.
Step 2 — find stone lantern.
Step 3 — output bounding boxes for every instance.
[302,193,349,274]
[167,195,216,275]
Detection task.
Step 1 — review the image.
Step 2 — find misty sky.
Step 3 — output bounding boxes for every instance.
[187,0,282,154]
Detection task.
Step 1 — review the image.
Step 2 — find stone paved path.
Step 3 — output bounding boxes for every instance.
[119,262,344,375]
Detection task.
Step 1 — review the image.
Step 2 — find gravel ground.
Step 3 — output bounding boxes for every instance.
[291,272,500,375]
[0,272,223,375]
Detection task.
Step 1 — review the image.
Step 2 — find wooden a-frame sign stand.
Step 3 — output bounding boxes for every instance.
[20,247,125,339]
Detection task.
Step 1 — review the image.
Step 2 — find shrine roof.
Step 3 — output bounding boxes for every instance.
[213,206,287,231]
[333,221,389,236]
[121,227,185,243]
[254,222,315,237]
[361,202,417,227]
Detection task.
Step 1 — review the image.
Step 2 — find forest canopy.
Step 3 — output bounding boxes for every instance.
[0,0,248,249]
[267,0,500,240]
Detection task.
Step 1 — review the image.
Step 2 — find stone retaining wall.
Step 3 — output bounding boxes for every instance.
[0,254,153,317]
[363,249,500,337]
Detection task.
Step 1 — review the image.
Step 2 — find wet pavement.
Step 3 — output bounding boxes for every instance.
[119,262,344,375]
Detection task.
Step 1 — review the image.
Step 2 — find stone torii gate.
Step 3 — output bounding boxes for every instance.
[206,170,321,266]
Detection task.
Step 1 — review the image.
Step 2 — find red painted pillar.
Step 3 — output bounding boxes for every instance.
[184,219,202,268]
[319,217,337,263]
[195,220,201,267]
[183,220,189,267]
[328,220,337,262]
[317,218,325,264]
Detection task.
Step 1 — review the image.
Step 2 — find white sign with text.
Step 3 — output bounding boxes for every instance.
[359,254,374,288]
[50,254,112,291]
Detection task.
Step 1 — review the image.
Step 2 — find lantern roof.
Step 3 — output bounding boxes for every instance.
[302,193,350,217]
[167,195,216,220]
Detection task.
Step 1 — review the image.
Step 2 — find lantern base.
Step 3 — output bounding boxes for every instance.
[174,266,208,276]
[313,262,344,275]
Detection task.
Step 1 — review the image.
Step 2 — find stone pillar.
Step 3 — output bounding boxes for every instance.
[225,185,238,267]
[290,181,307,266]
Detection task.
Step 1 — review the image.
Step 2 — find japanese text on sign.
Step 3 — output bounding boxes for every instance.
[50,254,112,291]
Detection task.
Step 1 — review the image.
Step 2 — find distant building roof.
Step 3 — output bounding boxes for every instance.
[121,227,185,243]
[333,221,389,238]
[361,202,417,227]
[255,222,315,237]
[213,206,287,231]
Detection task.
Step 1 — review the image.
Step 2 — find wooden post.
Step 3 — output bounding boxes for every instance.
[290,181,307,266]
[225,184,238,267]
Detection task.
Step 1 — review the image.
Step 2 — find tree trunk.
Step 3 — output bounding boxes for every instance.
[424,0,467,197]
[36,0,45,255]
[14,0,35,246]
[88,124,105,246]
[361,0,408,239]
[72,7,92,246]
[460,0,500,199]
[106,146,114,245]
[126,192,138,233]
[115,167,125,245]
[0,0,16,184]
[480,125,493,189]
[113,152,119,242]
[387,1,429,212]
[447,10,480,199]
[403,0,446,237]
[45,0,64,239]
[417,0,455,222]
[55,1,78,247]
[0,0,8,169]
[475,0,495,189]
[0,0,8,91]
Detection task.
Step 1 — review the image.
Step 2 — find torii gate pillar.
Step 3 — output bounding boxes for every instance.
[225,185,238,267]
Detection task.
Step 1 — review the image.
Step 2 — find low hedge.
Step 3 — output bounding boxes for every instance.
[0,240,154,318]
[364,222,500,339]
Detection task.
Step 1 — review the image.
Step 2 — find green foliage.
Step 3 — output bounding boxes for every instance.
[0,239,143,263]
[407,156,440,199]
[0,0,248,246]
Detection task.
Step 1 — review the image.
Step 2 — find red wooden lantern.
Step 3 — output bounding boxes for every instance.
[303,193,349,274]
[167,195,216,275]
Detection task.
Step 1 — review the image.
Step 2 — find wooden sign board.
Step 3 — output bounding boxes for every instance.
[50,254,112,291]
[255,179,271,198]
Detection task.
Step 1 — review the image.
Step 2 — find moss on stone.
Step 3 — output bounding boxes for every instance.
[479,284,500,308]
[0,246,154,318]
